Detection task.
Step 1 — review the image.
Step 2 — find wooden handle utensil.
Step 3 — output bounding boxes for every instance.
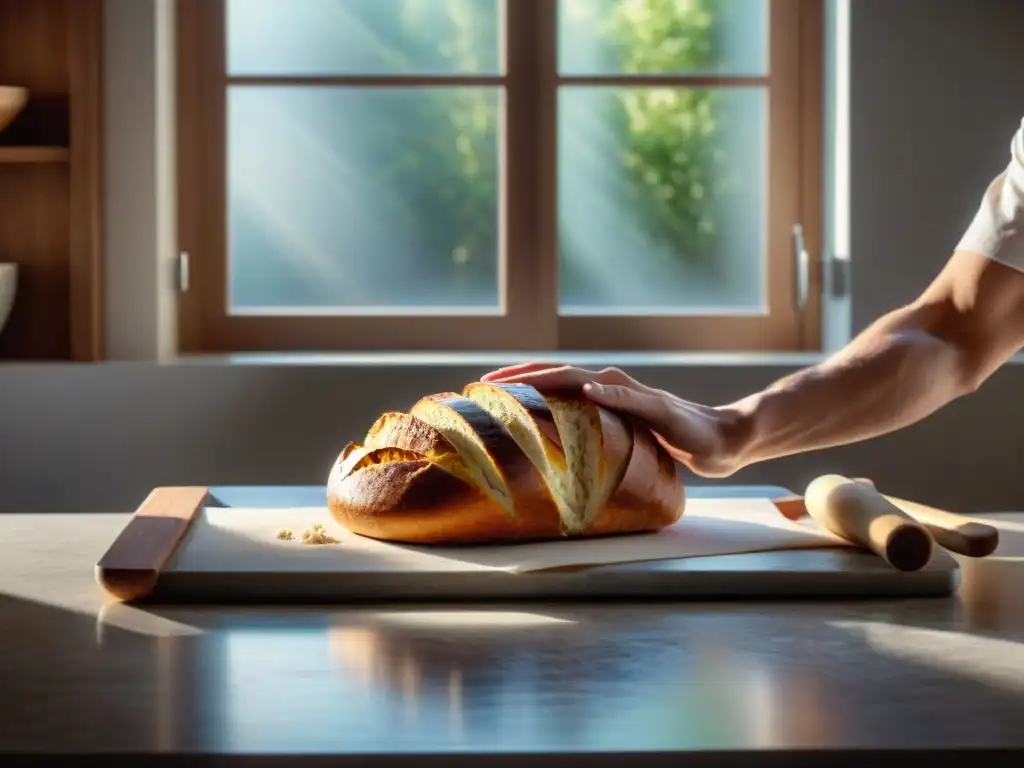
[95,486,209,601]
[804,474,934,571]
[873,493,998,558]
[774,476,999,559]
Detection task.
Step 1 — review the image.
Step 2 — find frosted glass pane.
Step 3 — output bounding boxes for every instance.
[228,87,501,311]
[559,0,768,76]
[558,87,766,311]
[227,0,502,76]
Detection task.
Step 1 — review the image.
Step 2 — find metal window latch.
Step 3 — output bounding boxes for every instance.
[793,223,810,309]
[176,251,190,293]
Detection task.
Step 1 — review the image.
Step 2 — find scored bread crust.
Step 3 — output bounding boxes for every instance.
[461,381,576,526]
[361,411,481,488]
[588,424,685,535]
[365,412,460,459]
[326,385,684,544]
[410,393,564,535]
[541,391,608,534]
[463,382,564,451]
[595,407,633,500]
[327,455,530,544]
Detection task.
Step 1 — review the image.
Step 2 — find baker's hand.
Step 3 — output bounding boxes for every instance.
[481,363,748,478]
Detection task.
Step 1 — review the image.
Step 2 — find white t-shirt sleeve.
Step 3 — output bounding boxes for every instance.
[955,116,1024,272]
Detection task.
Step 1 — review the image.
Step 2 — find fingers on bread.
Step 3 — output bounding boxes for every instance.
[326,382,684,544]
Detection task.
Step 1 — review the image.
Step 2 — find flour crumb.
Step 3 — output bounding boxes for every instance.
[300,522,340,545]
[276,528,294,541]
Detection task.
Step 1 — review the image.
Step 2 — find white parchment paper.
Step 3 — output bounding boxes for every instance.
[167,498,853,575]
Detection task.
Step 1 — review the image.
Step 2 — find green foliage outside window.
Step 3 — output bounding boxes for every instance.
[374,0,733,290]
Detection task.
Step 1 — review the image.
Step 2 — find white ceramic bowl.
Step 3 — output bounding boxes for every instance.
[0,86,28,133]
[0,264,17,336]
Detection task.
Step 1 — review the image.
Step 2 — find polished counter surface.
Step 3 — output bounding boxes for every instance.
[1,486,1022,764]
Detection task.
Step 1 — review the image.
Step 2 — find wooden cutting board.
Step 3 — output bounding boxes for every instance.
[95,486,960,602]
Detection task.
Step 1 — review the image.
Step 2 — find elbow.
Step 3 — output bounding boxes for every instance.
[954,369,983,398]
[951,347,989,396]
[892,329,982,399]
[928,328,991,397]
[906,295,999,398]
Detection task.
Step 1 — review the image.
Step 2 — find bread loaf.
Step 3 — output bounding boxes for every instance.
[326,381,685,544]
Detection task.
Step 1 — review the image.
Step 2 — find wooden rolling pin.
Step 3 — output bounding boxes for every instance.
[848,478,999,558]
[775,477,999,559]
[803,475,934,571]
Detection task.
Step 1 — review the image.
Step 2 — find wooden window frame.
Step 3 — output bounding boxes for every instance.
[177,0,822,353]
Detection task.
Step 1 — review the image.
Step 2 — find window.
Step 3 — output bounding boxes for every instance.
[177,0,822,352]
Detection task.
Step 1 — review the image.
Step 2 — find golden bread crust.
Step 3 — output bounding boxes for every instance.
[464,381,564,451]
[327,458,526,544]
[590,426,685,535]
[410,393,563,531]
[326,389,685,545]
[365,412,459,460]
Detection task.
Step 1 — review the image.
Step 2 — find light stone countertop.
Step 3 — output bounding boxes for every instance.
[1,496,1022,764]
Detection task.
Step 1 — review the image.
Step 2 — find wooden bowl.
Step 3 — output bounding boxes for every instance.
[0,86,29,133]
[0,264,17,337]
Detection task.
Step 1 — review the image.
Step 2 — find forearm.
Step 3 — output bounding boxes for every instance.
[722,304,975,469]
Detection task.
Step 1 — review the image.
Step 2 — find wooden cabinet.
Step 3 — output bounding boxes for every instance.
[0,0,102,361]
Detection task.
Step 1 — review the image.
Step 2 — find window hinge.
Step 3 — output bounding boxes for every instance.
[826,253,851,299]
[795,223,852,303]
[176,251,190,293]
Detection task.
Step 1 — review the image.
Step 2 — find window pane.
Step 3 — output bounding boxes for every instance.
[228,87,501,311]
[558,87,766,312]
[559,0,767,77]
[227,0,502,76]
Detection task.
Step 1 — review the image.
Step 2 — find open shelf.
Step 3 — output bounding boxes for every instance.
[0,0,102,361]
[0,146,69,163]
